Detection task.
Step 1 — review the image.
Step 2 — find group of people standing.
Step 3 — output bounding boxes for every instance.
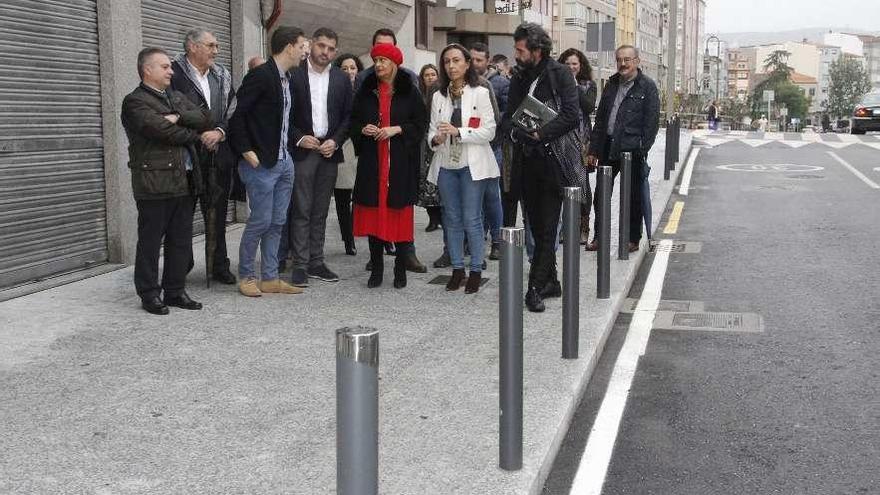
[121,21,660,316]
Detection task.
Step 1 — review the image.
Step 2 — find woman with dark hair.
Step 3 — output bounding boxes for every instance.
[351,44,427,289]
[559,48,597,245]
[427,44,499,294]
[333,53,363,255]
[417,64,443,232]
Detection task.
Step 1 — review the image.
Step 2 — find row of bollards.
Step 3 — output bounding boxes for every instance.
[665,116,681,180]
[335,153,644,488]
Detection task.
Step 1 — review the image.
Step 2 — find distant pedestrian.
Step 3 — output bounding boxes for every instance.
[587,45,661,254]
[707,100,718,130]
[121,48,214,315]
[350,43,427,289]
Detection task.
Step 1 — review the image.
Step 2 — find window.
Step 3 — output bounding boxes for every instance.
[415,0,429,49]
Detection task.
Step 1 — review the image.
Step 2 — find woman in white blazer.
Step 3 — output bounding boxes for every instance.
[427,44,500,294]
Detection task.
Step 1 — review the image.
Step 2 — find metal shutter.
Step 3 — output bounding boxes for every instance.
[0,0,108,289]
[141,0,235,235]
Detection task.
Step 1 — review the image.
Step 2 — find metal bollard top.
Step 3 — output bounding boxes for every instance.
[501,227,525,247]
[622,151,632,160]
[336,326,379,367]
[564,186,582,200]
[598,165,612,176]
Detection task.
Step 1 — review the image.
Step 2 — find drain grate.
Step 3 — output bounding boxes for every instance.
[622,298,704,313]
[649,241,702,253]
[653,311,764,333]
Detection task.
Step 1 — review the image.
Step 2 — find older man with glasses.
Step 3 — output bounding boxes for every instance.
[586,45,660,253]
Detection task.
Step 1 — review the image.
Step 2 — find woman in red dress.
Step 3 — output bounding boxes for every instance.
[351,44,427,288]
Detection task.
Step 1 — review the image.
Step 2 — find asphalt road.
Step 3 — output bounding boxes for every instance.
[545,135,880,494]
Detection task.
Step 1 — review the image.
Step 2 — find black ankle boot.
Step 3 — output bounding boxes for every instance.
[393,257,407,289]
[446,268,465,291]
[368,238,384,288]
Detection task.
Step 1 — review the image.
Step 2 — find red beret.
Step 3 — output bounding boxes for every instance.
[370,42,403,66]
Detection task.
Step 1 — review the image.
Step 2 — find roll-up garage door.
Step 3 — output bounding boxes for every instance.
[0,0,108,290]
[141,0,235,235]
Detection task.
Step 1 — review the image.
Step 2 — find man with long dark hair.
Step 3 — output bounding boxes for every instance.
[501,23,580,313]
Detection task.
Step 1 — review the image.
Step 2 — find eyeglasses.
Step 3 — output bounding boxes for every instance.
[200,42,220,50]
[615,57,637,64]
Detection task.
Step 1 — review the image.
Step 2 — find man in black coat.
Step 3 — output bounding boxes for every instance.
[284,27,352,286]
[227,26,309,298]
[501,23,580,313]
[170,28,237,285]
[121,48,214,315]
[587,45,661,253]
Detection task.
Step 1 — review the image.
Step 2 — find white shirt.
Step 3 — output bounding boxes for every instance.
[307,59,331,138]
[187,58,212,109]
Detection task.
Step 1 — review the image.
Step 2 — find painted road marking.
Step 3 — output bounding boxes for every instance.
[568,239,673,495]
[678,148,700,196]
[827,152,880,189]
[663,202,685,234]
[716,164,824,172]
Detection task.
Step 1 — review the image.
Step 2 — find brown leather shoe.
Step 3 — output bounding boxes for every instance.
[627,241,640,253]
[260,279,304,294]
[239,277,262,297]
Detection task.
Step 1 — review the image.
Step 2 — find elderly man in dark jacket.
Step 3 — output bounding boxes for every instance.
[587,45,660,253]
[170,28,238,285]
[121,47,214,315]
[501,23,580,313]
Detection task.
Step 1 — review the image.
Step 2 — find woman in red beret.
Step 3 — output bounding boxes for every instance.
[350,44,427,288]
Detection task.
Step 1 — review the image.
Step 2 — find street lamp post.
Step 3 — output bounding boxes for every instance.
[705,35,722,101]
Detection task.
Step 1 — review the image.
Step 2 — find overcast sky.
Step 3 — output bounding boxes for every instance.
[705,0,880,34]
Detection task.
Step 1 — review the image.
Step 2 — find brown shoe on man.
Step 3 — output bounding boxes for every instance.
[260,279,304,294]
[239,277,262,297]
[585,239,599,252]
[627,241,640,253]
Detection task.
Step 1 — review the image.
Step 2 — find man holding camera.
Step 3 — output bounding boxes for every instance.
[502,23,580,313]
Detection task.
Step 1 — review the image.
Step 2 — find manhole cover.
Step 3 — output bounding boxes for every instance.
[428,275,490,287]
[622,299,704,313]
[653,311,764,333]
[787,174,824,179]
[649,241,702,253]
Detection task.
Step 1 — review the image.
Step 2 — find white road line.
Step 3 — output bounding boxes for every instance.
[569,239,673,495]
[828,151,880,189]
[678,148,700,196]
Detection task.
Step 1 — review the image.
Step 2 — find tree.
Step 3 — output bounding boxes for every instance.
[752,50,809,120]
[824,57,872,119]
[721,95,753,130]
[763,50,794,84]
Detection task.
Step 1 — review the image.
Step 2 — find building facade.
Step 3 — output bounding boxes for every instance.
[555,0,617,87]
[615,0,635,47]
[816,44,842,112]
[635,0,662,84]
[671,0,705,94]
[726,48,752,101]
[856,35,880,89]
[0,0,435,293]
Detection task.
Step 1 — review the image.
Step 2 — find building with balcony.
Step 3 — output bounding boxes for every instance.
[726,48,752,101]
[555,0,617,87]
[635,0,662,84]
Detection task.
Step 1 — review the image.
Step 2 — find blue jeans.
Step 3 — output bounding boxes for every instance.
[438,167,488,272]
[482,176,503,244]
[238,155,294,280]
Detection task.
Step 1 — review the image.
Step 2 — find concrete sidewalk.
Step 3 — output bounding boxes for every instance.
[0,132,691,494]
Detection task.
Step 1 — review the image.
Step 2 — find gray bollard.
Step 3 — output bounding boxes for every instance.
[499,227,524,471]
[337,327,379,495]
[664,121,672,181]
[562,187,581,359]
[597,166,611,299]
[618,152,632,261]
[672,117,681,168]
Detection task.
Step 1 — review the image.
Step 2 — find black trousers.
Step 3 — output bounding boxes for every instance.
[501,189,520,228]
[135,196,195,299]
[197,152,232,274]
[521,153,563,290]
[334,188,354,243]
[592,138,644,243]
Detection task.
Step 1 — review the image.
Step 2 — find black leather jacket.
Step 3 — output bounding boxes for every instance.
[589,69,660,161]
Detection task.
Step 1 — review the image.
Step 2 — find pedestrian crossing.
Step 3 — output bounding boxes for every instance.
[692,129,880,150]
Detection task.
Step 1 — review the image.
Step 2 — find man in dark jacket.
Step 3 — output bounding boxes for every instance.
[285,27,352,286]
[587,45,661,253]
[170,28,237,285]
[227,26,309,298]
[501,23,580,313]
[121,48,214,315]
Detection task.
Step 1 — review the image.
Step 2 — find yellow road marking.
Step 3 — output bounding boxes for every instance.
[663,201,685,234]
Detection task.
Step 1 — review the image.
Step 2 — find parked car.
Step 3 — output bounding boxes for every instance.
[850,93,880,134]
